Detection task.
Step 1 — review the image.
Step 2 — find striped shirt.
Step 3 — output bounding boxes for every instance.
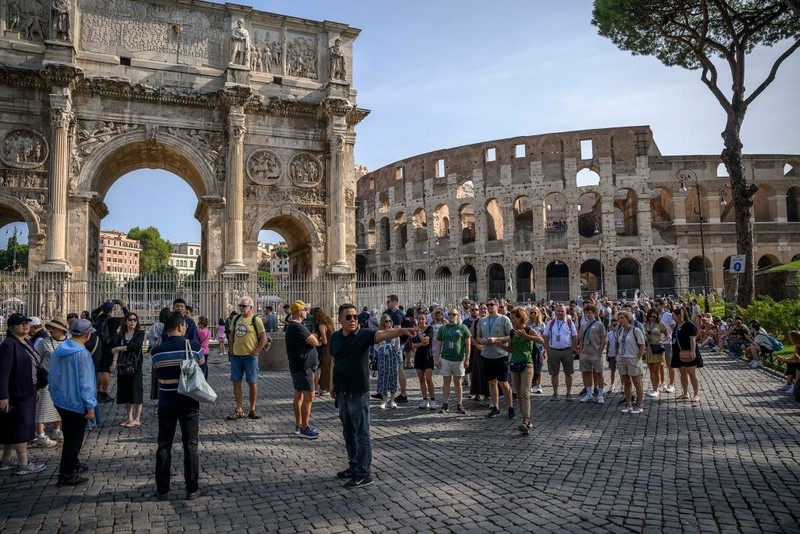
[151,336,205,410]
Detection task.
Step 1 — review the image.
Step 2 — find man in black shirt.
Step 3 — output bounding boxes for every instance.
[330,303,416,489]
[285,301,320,439]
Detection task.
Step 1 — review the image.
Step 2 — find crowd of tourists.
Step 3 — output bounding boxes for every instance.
[1,291,797,495]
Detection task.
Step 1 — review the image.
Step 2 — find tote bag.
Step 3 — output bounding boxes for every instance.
[178,340,217,403]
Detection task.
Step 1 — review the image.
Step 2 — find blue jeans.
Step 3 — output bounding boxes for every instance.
[338,391,372,477]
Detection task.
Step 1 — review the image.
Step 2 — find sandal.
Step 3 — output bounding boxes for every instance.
[248,410,262,420]
[691,396,701,405]
[226,410,244,420]
[678,393,690,400]
[119,420,133,427]
[126,421,141,428]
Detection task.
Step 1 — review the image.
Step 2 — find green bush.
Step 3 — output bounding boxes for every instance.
[740,296,800,342]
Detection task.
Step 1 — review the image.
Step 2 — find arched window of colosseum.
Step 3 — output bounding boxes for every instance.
[757,254,779,269]
[356,222,367,248]
[397,268,406,281]
[649,188,673,224]
[787,186,800,222]
[379,192,390,213]
[487,264,506,299]
[395,212,408,248]
[368,219,376,248]
[485,199,504,241]
[413,269,427,281]
[514,196,533,248]
[616,258,641,299]
[577,192,602,238]
[719,186,736,223]
[579,260,602,295]
[543,192,567,232]
[434,204,451,239]
[546,261,569,302]
[652,257,676,297]
[413,208,428,244]
[516,262,535,302]
[753,184,774,222]
[688,256,713,292]
[435,266,452,279]
[576,168,600,188]
[382,270,392,281]
[717,163,729,177]
[456,179,475,199]
[459,204,476,244]
[614,188,638,236]
[461,265,478,301]
[784,163,795,176]
[380,217,391,250]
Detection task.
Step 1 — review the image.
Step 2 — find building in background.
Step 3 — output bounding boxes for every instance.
[169,242,201,277]
[257,242,290,278]
[98,230,140,279]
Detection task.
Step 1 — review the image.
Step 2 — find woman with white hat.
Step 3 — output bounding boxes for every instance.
[33,317,71,446]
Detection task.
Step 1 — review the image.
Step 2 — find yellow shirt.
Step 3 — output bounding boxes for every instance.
[231,315,264,356]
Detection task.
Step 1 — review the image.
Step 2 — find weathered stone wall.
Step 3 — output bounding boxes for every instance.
[357,126,800,301]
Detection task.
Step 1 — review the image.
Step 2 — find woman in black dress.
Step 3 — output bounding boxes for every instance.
[0,313,47,475]
[110,312,145,428]
[672,306,702,405]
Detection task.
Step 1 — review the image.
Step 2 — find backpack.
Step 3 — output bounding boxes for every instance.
[231,314,271,351]
[765,334,784,352]
[547,318,574,338]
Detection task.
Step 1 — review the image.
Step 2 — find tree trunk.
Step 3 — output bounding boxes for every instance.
[720,113,757,307]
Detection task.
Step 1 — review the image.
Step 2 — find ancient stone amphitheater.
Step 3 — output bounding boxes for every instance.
[355,126,799,302]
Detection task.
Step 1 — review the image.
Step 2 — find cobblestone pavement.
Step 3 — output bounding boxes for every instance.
[1,348,799,533]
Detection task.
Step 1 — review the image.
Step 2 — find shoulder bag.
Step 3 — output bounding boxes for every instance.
[178,340,217,403]
[116,336,138,376]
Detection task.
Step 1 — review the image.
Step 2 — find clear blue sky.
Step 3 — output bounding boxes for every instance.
[3,0,798,247]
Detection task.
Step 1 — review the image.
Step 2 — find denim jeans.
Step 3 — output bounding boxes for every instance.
[337,391,372,477]
[156,407,200,494]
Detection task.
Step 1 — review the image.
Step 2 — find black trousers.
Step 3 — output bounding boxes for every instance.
[156,407,199,494]
[55,407,87,478]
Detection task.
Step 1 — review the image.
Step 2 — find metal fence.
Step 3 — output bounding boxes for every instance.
[0,272,470,327]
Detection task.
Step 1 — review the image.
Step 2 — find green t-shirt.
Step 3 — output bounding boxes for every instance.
[435,323,471,361]
[510,327,535,364]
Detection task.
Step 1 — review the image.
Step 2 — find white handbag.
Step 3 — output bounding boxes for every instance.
[178,340,217,403]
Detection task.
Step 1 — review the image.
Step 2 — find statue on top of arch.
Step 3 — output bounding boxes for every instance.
[51,0,71,41]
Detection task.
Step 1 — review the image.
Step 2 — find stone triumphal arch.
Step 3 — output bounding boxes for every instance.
[0,0,367,293]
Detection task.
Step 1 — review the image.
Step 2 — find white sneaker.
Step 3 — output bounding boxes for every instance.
[579,392,593,403]
[752,360,762,368]
[665,385,675,393]
[646,390,659,398]
[596,393,605,404]
[389,400,398,409]
[631,407,643,414]
[428,401,437,410]
[15,462,46,475]
[419,400,430,409]
[32,435,58,448]
[49,429,64,442]
[608,384,615,394]
[778,384,793,393]
[379,401,387,410]
[534,385,543,394]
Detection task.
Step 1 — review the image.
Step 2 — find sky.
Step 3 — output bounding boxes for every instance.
[3,0,799,248]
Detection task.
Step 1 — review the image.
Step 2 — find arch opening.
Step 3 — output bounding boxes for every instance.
[652,257,676,297]
[616,258,640,299]
[487,263,506,299]
[546,261,569,302]
[516,261,535,303]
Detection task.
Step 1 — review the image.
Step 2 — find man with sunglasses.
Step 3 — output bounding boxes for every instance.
[475,300,513,418]
[227,297,268,420]
[435,308,471,414]
[330,303,417,488]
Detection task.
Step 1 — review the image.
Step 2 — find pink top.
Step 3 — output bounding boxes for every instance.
[198,327,211,355]
[215,324,227,341]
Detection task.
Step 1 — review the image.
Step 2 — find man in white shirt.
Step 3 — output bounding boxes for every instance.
[616,311,646,414]
[543,304,578,401]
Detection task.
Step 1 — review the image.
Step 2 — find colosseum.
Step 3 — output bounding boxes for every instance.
[355,126,800,303]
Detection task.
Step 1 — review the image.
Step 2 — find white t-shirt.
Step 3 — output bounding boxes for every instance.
[659,311,675,336]
[616,325,645,359]
[545,318,578,350]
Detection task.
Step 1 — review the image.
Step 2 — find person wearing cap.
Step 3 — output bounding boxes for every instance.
[49,319,98,486]
[28,317,47,350]
[227,296,268,420]
[285,301,320,439]
[0,313,47,475]
[32,317,71,447]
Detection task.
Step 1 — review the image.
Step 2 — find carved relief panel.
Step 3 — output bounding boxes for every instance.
[250,28,282,74]
[285,32,318,80]
[246,149,281,185]
[1,130,48,169]
[288,153,322,187]
[70,120,138,189]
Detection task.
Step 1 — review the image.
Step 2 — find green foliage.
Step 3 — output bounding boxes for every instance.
[276,246,289,259]
[740,296,800,342]
[127,226,171,275]
[0,243,28,271]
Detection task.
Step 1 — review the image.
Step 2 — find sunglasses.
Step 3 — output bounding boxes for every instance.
[343,314,358,321]
[479,308,487,311]
[239,304,250,308]
[448,312,458,316]
[127,318,138,322]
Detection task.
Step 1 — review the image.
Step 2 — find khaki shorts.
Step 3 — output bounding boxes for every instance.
[579,353,603,373]
[440,359,465,377]
[547,348,575,376]
[617,357,642,377]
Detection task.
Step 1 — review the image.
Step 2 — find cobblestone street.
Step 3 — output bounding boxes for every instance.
[1,349,798,533]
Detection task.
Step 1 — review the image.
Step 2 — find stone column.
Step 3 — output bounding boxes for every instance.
[41,89,72,272]
[705,195,721,223]
[771,194,788,223]
[328,133,349,273]
[223,107,246,272]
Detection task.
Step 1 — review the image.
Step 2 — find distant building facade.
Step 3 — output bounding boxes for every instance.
[98,230,140,279]
[169,242,201,277]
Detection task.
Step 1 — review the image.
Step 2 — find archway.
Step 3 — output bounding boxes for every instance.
[461,265,478,301]
[0,194,42,273]
[258,212,315,278]
[577,192,602,238]
[614,188,638,236]
[757,254,780,269]
[379,217,391,251]
[546,261,569,302]
[395,212,408,248]
[652,257,676,297]
[787,186,800,222]
[616,258,640,299]
[516,261,535,303]
[485,199,504,241]
[459,204,476,244]
[514,196,533,248]
[487,263,506,299]
[579,259,602,295]
[355,254,367,276]
[688,256,712,293]
[413,269,427,281]
[435,266,452,279]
